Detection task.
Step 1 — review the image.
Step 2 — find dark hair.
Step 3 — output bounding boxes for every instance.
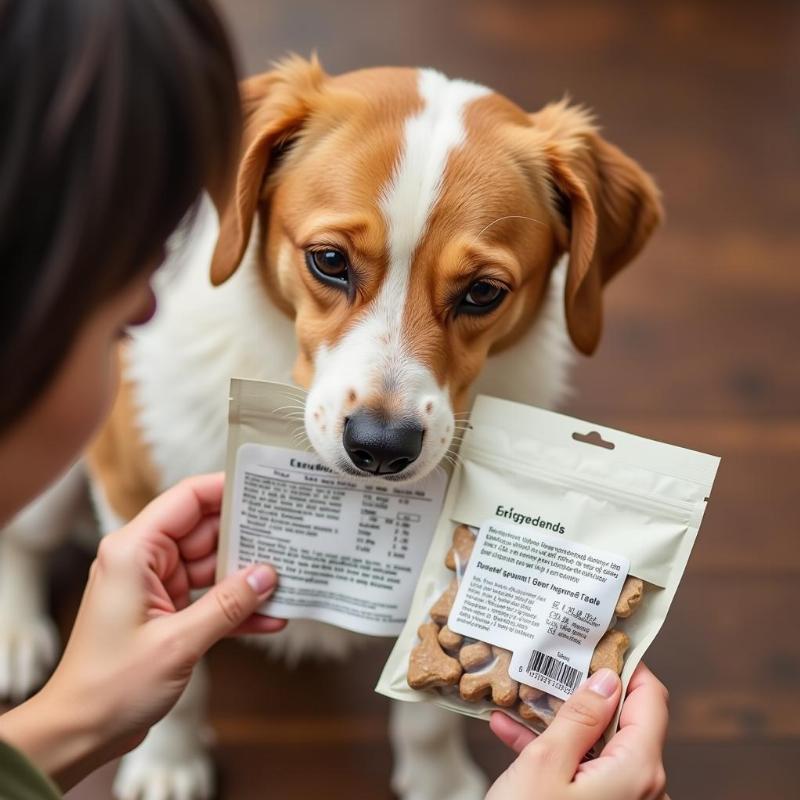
[0,0,241,431]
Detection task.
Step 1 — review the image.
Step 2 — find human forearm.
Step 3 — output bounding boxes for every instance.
[0,685,117,791]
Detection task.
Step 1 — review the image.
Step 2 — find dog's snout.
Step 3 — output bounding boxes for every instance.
[343,411,423,475]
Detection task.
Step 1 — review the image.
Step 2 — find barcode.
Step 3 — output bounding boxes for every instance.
[525,649,583,692]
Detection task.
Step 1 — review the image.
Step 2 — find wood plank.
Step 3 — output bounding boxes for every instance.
[67,739,800,800]
[669,690,800,741]
[663,741,800,800]
[568,295,800,419]
[202,685,800,748]
[648,574,799,695]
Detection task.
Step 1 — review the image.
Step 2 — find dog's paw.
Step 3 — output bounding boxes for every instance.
[113,744,214,800]
[392,752,488,800]
[0,611,58,702]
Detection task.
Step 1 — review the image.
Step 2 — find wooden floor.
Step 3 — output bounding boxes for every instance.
[57,1,800,798]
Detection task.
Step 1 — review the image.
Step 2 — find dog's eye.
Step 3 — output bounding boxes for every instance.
[457,280,508,315]
[306,248,349,287]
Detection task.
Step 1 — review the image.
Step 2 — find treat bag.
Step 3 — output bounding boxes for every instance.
[377,394,720,744]
[217,378,448,636]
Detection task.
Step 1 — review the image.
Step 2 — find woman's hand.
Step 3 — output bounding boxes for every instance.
[487,663,669,800]
[0,473,284,789]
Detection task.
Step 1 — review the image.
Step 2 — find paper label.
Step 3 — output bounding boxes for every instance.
[227,443,447,636]
[448,520,628,699]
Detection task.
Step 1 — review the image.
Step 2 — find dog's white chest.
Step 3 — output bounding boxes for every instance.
[125,197,298,489]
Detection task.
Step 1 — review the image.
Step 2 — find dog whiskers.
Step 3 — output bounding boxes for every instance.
[444,443,463,458]
[472,214,545,243]
[271,403,307,417]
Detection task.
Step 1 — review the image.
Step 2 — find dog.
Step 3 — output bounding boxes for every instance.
[0,57,661,799]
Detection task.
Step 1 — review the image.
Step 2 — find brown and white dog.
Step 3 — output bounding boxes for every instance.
[0,57,661,800]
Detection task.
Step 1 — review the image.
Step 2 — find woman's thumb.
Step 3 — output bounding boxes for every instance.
[171,564,277,655]
[520,669,621,782]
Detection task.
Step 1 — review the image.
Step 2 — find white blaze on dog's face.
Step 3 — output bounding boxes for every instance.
[298,71,491,480]
[210,58,662,482]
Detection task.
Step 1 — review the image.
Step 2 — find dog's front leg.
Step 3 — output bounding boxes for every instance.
[114,659,214,800]
[0,534,58,702]
[0,462,87,701]
[390,700,488,800]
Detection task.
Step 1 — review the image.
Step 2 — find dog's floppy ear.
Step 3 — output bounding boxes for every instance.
[529,101,663,355]
[209,56,326,286]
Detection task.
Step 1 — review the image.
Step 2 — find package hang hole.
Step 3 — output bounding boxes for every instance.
[571,430,615,450]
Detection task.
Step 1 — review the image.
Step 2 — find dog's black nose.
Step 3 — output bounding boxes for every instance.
[343,411,424,475]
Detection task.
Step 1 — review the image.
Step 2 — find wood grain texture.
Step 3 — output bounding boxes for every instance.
[58,1,799,798]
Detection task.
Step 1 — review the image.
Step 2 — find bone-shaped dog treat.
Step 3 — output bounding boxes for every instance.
[411,524,638,722]
[445,524,476,572]
[518,700,550,725]
[519,684,544,704]
[459,641,493,671]
[437,625,464,652]
[517,684,545,721]
[518,686,564,725]
[548,695,564,714]
[590,629,630,674]
[459,646,519,707]
[615,576,645,618]
[408,623,463,690]
[430,577,459,625]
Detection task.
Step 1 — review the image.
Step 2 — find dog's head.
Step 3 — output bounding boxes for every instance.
[210,57,661,482]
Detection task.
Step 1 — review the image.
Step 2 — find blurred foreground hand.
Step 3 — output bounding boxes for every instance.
[0,473,285,790]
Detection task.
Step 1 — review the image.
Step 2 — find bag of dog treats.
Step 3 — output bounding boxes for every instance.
[217,378,448,636]
[376,394,719,742]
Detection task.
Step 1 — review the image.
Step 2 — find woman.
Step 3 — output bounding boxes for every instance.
[0,1,283,796]
[0,1,668,798]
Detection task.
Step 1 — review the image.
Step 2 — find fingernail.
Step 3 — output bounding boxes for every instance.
[586,668,619,698]
[246,565,277,595]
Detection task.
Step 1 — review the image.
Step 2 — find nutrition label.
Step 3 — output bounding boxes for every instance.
[449,520,628,698]
[227,443,447,636]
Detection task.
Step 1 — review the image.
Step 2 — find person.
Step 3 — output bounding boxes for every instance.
[0,1,284,796]
[0,0,669,797]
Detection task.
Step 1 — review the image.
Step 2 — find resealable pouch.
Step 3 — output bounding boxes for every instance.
[376,394,719,742]
[217,378,448,636]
